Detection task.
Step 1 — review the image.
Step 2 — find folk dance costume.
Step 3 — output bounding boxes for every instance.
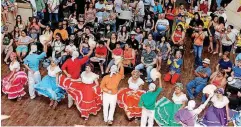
[174,95,212,126]
[34,64,65,102]
[2,53,28,99]
[23,45,46,99]
[100,65,124,124]
[117,70,145,119]
[202,88,233,126]
[154,83,188,126]
[59,70,102,119]
[139,83,162,127]
[60,51,89,107]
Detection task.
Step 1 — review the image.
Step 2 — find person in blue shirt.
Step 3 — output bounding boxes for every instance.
[216,51,233,75]
[186,58,212,99]
[235,53,241,66]
[23,43,47,99]
[232,111,241,127]
[153,0,163,15]
[164,50,183,84]
[232,60,241,78]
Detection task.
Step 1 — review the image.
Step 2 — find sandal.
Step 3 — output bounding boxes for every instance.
[49,100,54,107]
[107,121,113,125]
[52,101,58,109]
[17,97,22,101]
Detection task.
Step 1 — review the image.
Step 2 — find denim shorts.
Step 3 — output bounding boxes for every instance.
[16,45,28,53]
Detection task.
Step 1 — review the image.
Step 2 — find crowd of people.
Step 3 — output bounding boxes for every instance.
[1,0,241,126]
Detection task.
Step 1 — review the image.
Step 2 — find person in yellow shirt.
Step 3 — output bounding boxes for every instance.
[176,16,189,32]
[236,29,241,54]
[201,14,210,29]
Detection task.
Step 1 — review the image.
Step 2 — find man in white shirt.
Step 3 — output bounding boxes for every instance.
[221,25,236,54]
[47,0,59,25]
[215,7,227,22]
[153,13,169,41]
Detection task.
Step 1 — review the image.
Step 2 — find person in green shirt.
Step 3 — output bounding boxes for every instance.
[139,73,162,127]
[35,0,46,20]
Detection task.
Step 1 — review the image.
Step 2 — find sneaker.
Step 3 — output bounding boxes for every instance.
[30,95,36,99]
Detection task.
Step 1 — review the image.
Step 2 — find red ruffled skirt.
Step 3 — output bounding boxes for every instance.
[2,71,28,99]
[117,88,145,119]
[59,75,102,118]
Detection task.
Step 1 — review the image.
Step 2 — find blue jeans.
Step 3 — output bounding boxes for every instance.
[135,64,153,82]
[194,45,203,67]
[216,0,222,8]
[186,79,206,99]
[111,24,116,32]
[37,11,44,20]
[153,31,166,41]
[49,13,59,23]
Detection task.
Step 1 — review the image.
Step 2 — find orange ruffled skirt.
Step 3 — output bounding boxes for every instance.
[117,88,145,119]
[59,75,102,118]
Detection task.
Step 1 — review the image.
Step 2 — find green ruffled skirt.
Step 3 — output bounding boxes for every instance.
[154,97,182,126]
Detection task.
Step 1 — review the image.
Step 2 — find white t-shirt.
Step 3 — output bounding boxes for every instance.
[211,94,229,108]
[47,66,61,77]
[156,19,169,26]
[65,45,77,52]
[114,0,122,13]
[47,0,60,13]
[128,77,144,91]
[221,32,236,46]
[9,61,20,71]
[81,71,99,84]
[137,1,145,16]
[172,92,188,104]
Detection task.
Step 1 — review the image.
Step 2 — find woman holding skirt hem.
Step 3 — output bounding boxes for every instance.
[2,52,28,101]
[59,64,102,120]
[34,58,65,109]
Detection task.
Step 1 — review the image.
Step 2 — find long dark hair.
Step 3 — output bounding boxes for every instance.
[86,2,94,11]
[12,26,20,38]
[30,17,39,26]
[120,26,127,36]
[194,12,201,21]
[43,24,52,34]
[176,24,184,31]
[15,15,22,27]
[55,33,64,42]
[218,16,225,26]
[167,3,174,12]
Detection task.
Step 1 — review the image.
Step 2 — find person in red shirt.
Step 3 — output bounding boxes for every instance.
[61,49,93,79]
[90,41,108,75]
[60,48,93,108]
[165,3,176,35]
[105,42,123,73]
[171,24,185,48]
[199,0,208,14]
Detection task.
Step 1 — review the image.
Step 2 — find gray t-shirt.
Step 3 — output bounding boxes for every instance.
[143,39,156,49]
